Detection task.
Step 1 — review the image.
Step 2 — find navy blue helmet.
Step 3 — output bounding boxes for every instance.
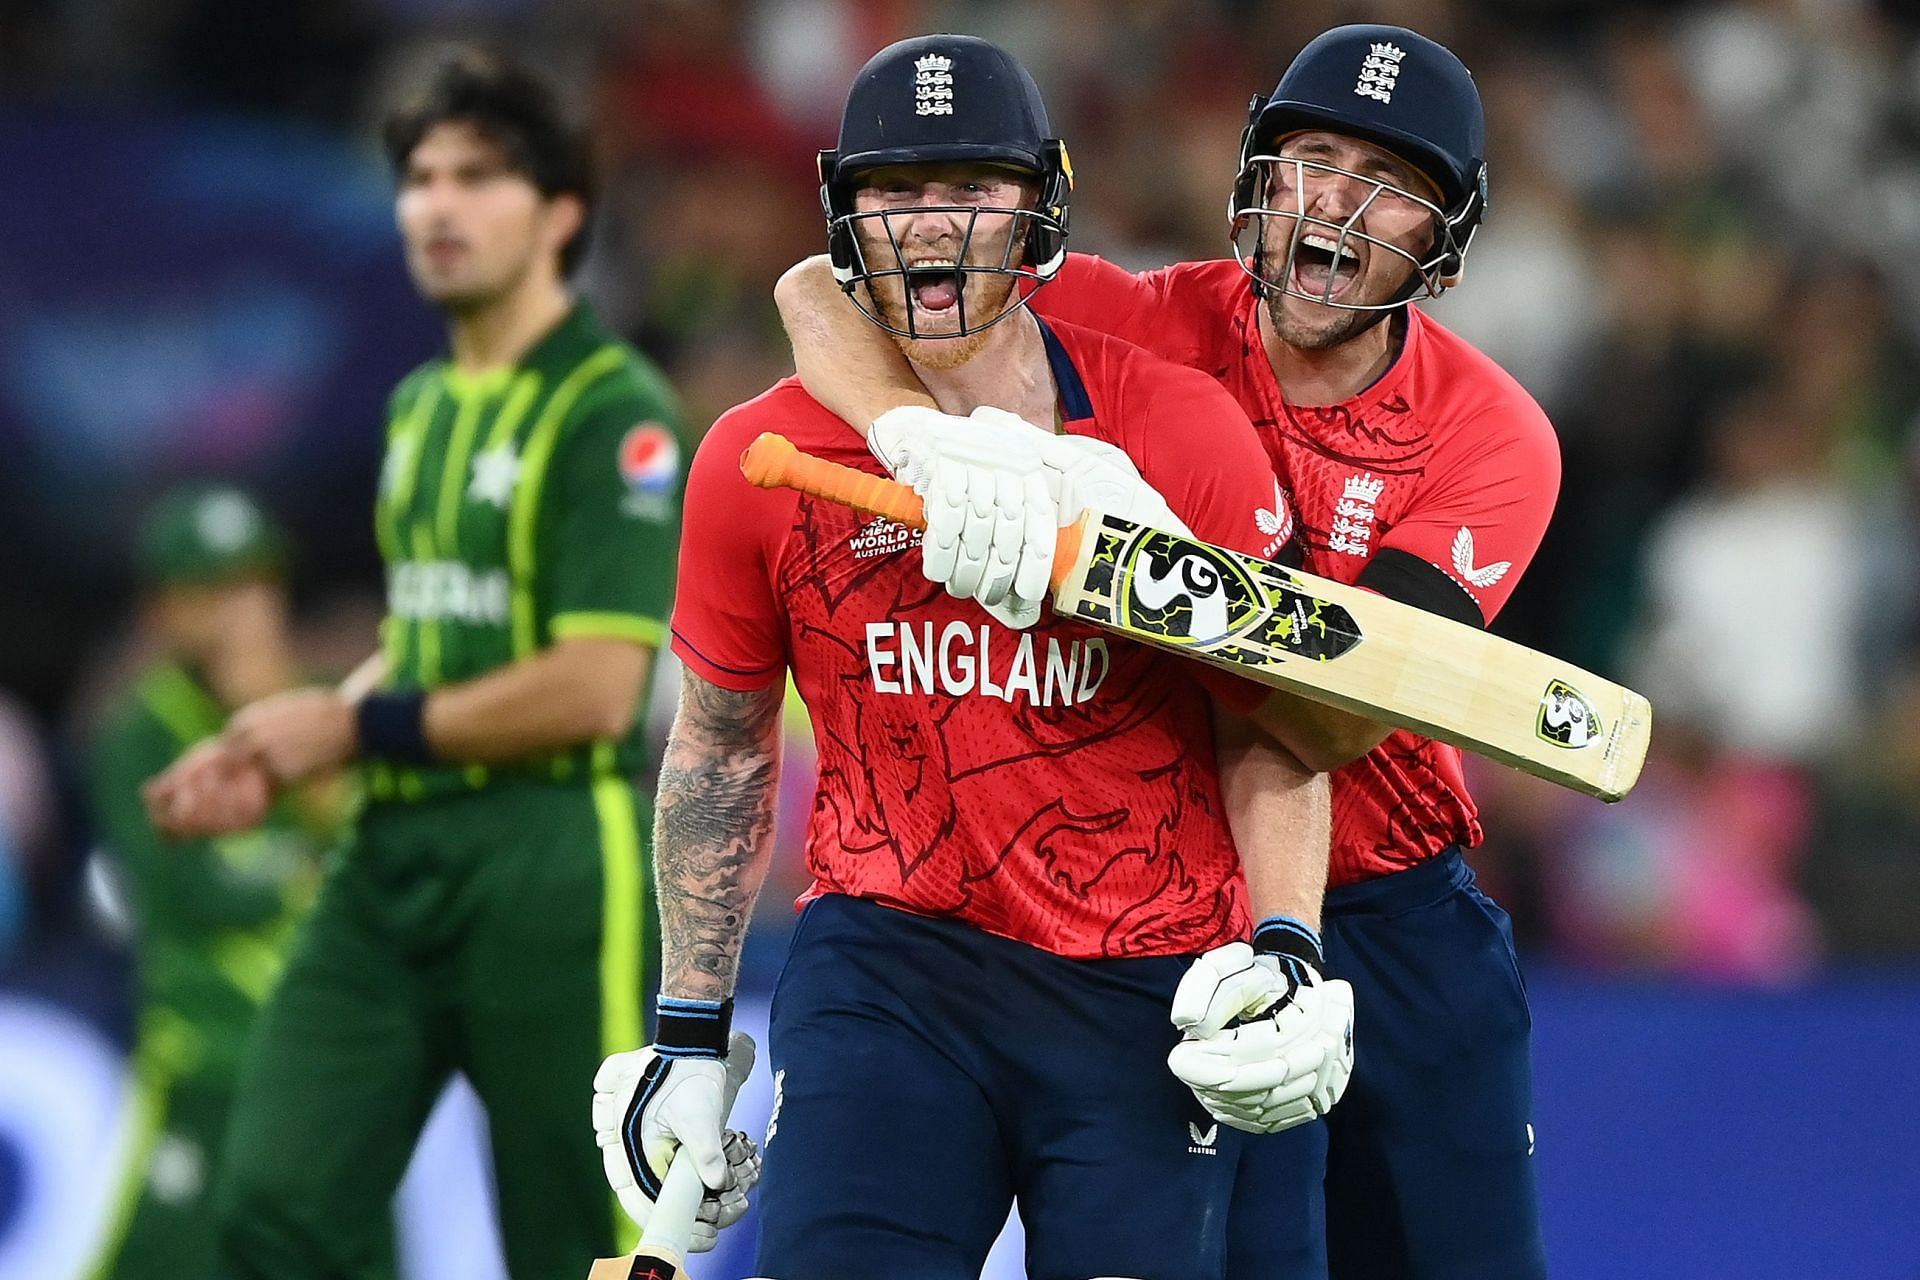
[1230,25,1488,311]
[819,34,1073,339]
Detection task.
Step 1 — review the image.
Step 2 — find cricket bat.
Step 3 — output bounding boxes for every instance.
[739,432,1651,802]
[586,1034,756,1280]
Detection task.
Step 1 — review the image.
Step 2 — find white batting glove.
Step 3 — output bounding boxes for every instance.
[874,406,1057,626]
[591,1024,760,1252]
[1018,420,1192,539]
[871,405,1188,628]
[872,405,1190,533]
[869,404,1035,493]
[1167,921,1354,1135]
[921,457,1057,625]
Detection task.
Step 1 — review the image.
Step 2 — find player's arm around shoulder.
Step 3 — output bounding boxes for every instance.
[774,255,937,434]
[771,252,1188,439]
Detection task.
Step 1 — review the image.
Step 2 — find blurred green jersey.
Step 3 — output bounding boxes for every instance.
[370,302,686,802]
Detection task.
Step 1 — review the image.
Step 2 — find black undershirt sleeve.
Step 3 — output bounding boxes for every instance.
[1354,547,1485,630]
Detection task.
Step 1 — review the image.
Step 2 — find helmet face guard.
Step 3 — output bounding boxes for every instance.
[1228,150,1483,312]
[821,141,1072,340]
[1228,25,1489,316]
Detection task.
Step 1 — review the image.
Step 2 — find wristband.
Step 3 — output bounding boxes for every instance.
[655,996,733,1058]
[1253,914,1325,986]
[354,691,435,765]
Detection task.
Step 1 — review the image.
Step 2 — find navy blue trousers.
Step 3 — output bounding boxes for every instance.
[1229,850,1547,1279]
[753,894,1249,1280]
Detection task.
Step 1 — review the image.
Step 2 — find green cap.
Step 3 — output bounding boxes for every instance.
[136,484,287,586]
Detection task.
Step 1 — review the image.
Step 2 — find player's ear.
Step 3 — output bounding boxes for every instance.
[543,191,585,259]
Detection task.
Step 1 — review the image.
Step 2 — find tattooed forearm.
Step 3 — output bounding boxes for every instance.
[654,671,785,1002]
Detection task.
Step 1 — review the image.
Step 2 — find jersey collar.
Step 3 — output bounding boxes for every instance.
[1035,316,1095,427]
[440,364,516,400]
[442,299,604,391]
[517,298,603,374]
[1236,291,1426,424]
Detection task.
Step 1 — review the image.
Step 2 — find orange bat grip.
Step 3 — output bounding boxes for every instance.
[739,432,1083,587]
[740,432,926,527]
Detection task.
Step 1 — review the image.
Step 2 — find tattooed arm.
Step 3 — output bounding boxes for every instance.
[589,669,781,1235]
[654,669,787,1001]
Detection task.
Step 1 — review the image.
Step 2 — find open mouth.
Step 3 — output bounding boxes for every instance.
[905,260,963,313]
[1289,233,1361,299]
[424,236,468,268]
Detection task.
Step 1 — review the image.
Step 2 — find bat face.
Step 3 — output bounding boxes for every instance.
[1069,518,1361,663]
[1052,513,1651,802]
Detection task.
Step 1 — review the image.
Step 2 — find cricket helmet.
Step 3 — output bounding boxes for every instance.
[819,34,1073,339]
[1230,24,1488,311]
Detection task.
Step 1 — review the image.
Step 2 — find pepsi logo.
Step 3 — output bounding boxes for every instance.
[619,424,680,494]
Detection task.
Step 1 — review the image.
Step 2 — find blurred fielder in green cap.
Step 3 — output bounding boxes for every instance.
[86,484,393,1280]
[135,483,286,584]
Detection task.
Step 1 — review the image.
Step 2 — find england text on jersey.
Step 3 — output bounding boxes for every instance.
[672,319,1284,959]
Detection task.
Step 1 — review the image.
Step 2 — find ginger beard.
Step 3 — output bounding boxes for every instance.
[851,207,1031,371]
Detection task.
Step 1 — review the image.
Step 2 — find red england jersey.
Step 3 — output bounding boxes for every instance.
[672,319,1282,959]
[1036,255,1562,888]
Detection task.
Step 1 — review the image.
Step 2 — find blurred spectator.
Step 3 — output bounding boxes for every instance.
[1633,383,1871,761]
[1427,56,1604,412]
[1547,729,1821,982]
[82,485,356,1280]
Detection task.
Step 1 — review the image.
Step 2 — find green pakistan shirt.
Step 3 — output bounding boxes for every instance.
[92,663,330,1084]
[371,302,686,801]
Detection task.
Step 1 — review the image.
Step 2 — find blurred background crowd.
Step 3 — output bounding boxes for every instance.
[3,0,1919,1275]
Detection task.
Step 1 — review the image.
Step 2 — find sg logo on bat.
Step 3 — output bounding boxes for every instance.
[1115,529,1262,645]
[1537,679,1602,749]
[1073,519,1362,664]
